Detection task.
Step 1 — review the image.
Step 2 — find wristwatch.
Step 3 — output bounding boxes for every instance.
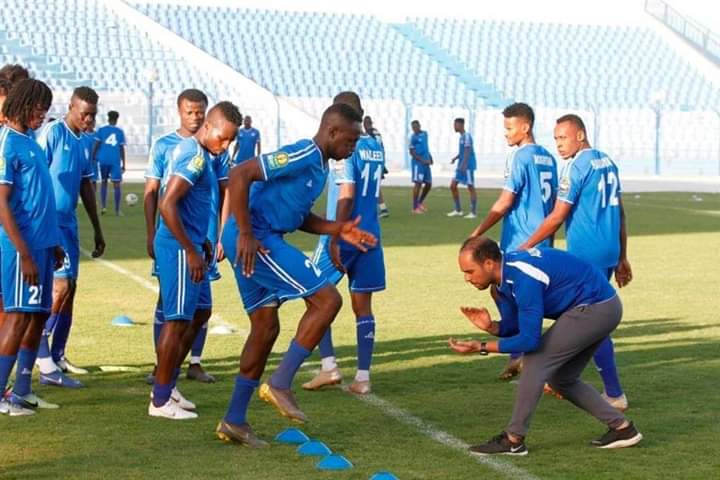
[479,342,489,356]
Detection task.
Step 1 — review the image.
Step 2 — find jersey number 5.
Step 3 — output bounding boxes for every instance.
[539,171,554,203]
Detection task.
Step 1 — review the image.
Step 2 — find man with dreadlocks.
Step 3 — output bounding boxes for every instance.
[0,79,65,416]
[30,87,106,394]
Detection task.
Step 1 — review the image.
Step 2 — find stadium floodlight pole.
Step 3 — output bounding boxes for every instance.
[650,89,666,176]
[145,67,159,150]
[273,95,281,147]
[714,109,720,176]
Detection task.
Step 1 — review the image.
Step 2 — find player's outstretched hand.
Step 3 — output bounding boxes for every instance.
[329,236,346,273]
[215,241,225,263]
[235,232,269,278]
[615,258,633,288]
[53,246,66,271]
[460,306,492,331]
[92,232,106,258]
[187,249,205,283]
[20,253,40,286]
[338,217,377,253]
[448,337,481,355]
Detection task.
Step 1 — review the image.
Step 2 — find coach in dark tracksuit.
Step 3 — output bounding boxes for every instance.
[448,236,643,455]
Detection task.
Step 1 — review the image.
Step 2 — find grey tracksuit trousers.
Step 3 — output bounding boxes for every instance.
[506,295,627,437]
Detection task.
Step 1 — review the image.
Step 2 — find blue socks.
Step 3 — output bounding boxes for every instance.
[356,315,375,371]
[153,306,164,350]
[470,197,477,215]
[453,196,461,212]
[38,313,59,359]
[170,367,181,390]
[191,322,208,359]
[100,182,108,209]
[270,339,311,390]
[152,382,172,407]
[114,185,121,214]
[510,352,522,360]
[318,327,335,359]
[50,313,72,363]
[224,375,259,425]
[594,336,623,398]
[13,347,38,397]
[0,354,18,394]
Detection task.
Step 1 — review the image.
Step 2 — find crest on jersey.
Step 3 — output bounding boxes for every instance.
[267,152,289,170]
[188,154,205,173]
[559,175,570,194]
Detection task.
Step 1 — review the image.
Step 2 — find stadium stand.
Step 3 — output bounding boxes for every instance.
[1,0,718,174]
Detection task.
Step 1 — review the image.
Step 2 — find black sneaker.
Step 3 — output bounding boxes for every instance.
[591,421,643,449]
[469,432,528,456]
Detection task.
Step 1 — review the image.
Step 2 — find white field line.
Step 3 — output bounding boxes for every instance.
[350,391,539,480]
[86,249,535,477]
[79,248,242,332]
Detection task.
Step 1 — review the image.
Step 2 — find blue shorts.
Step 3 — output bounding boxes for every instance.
[454,169,475,186]
[154,245,221,281]
[55,225,80,280]
[313,238,386,293]
[222,227,330,315]
[92,161,100,182]
[155,238,211,321]
[1,246,55,313]
[100,163,122,182]
[412,161,432,184]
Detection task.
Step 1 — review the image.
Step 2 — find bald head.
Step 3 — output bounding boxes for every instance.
[333,91,363,117]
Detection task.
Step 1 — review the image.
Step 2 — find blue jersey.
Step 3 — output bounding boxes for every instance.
[558,148,622,269]
[236,127,260,163]
[145,131,185,194]
[36,120,94,227]
[80,130,96,167]
[249,139,326,236]
[458,132,476,170]
[156,137,217,245]
[0,127,59,250]
[207,151,230,244]
[410,131,430,161]
[328,135,384,241]
[95,125,125,166]
[495,248,616,354]
[501,144,558,251]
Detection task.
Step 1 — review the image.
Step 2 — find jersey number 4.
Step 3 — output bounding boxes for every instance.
[360,163,382,198]
[597,171,619,208]
[105,133,118,147]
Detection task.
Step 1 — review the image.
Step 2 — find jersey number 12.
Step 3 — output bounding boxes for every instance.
[597,171,619,208]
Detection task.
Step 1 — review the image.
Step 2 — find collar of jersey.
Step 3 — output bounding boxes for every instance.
[4,125,30,137]
[62,119,81,140]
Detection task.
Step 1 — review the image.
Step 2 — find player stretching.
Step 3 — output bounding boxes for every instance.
[149,102,241,420]
[144,89,218,384]
[519,114,632,411]
[304,92,385,394]
[93,111,126,216]
[0,79,64,415]
[409,120,433,214]
[469,103,557,380]
[216,103,375,447]
[33,87,105,389]
[447,118,477,219]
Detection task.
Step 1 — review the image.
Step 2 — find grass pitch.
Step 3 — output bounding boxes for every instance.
[1,186,719,479]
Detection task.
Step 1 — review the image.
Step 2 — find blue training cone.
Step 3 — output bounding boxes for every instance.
[316,454,353,471]
[275,428,310,445]
[370,472,399,480]
[111,315,134,327]
[297,440,332,457]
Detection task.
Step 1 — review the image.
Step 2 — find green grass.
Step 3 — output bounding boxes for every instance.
[1,186,719,480]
